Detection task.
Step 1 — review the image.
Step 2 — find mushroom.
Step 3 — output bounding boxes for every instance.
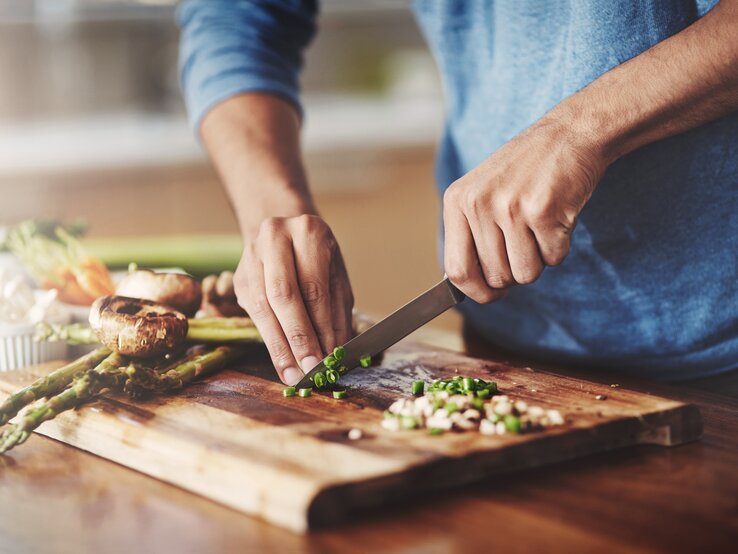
[115,270,202,317]
[89,295,188,358]
[199,271,247,317]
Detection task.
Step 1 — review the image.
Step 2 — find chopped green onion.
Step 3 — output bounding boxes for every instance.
[333,390,347,399]
[445,401,459,414]
[445,382,459,393]
[383,410,396,419]
[298,388,312,398]
[411,380,425,396]
[476,389,490,400]
[487,381,498,393]
[452,375,462,381]
[282,386,296,397]
[472,398,485,411]
[504,414,521,433]
[325,369,340,384]
[338,365,348,375]
[333,346,345,362]
[313,372,327,389]
[428,427,444,436]
[323,354,337,369]
[359,354,372,368]
[401,416,418,430]
[462,377,475,391]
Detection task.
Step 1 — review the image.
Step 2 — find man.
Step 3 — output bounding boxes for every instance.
[178,1,738,386]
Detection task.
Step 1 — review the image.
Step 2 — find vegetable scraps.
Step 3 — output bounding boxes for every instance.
[382,376,565,436]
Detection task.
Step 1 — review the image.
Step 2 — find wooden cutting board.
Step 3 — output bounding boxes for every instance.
[0,342,702,533]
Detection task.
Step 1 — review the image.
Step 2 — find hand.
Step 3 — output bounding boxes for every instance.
[234,214,354,385]
[443,117,607,303]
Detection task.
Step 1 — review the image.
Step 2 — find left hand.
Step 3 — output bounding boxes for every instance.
[442,117,608,303]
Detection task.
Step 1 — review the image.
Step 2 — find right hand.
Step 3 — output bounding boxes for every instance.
[233,214,354,385]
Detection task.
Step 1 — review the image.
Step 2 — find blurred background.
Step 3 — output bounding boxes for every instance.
[0,0,460,336]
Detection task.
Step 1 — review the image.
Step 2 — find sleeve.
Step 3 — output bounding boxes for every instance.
[176,0,318,134]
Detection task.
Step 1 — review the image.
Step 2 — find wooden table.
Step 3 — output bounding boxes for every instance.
[1,327,736,554]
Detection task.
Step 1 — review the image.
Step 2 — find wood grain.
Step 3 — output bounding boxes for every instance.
[0,342,702,533]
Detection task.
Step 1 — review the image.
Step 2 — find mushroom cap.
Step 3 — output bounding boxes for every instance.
[115,270,202,318]
[89,295,188,358]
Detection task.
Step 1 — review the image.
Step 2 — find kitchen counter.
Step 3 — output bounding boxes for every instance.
[0,327,736,553]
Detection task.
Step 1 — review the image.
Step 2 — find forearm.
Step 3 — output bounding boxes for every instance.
[552,0,738,164]
[200,92,316,238]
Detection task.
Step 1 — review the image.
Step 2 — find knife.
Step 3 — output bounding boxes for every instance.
[295,277,465,389]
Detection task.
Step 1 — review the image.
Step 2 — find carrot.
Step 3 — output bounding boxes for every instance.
[40,274,96,306]
[75,257,115,298]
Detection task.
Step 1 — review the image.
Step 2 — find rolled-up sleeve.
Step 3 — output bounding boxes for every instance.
[177,0,318,134]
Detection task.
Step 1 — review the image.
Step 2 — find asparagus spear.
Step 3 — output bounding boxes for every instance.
[0,346,111,426]
[0,351,127,454]
[187,317,255,329]
[124,346,245,397]
[35,322,100,345]
[86,352,129,394]
[35,319,263,346]
[185,326,261,343]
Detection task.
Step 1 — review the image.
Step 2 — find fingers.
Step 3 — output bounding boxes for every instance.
[443,191,504,304]
[259,220,324,378]
[234,245,303,386]
[291,217,336,355]
[329,252,354,346]
[531,223,572,267]
[467,217,515,289]
[499,223,545,285]
[233,215,354,386]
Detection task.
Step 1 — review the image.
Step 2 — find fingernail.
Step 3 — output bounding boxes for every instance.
[300,356,321,372]
[283,367,303,386]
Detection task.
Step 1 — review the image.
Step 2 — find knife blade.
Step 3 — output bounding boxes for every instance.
[295,277,465,390]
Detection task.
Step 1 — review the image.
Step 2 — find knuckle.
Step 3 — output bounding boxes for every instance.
[267,278,295,302]
[259,217,284,238]
[266,339,293,369]
[484,271,513,289]
[295,213,318,231]
[443,182,462,206]
[469,289,496,304]
[525,203,554,229]
[514,266,542,285]
[544,245,569,266]
[296,214,332,240]
[232,268,248,291]
[286,329,311,348]
[246,294,271,318]
[445,264,471,286]
[301,279,326,305]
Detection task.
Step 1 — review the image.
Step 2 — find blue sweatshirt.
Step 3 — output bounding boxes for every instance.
[178,0,738,382]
